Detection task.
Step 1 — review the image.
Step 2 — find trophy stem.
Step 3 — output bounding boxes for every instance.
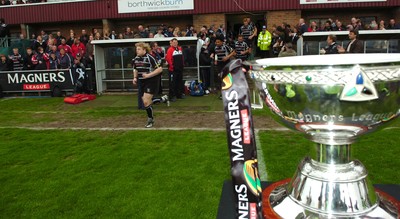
[316,144,351,164]
[264,156,399,218]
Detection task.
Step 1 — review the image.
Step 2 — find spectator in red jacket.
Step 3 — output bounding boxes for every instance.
[165,38,184,100]
[71,38,86,59]
[58,38,72,56]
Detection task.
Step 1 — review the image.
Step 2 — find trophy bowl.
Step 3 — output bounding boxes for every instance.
[248,53,400,218]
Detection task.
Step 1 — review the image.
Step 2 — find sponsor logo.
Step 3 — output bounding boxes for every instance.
[241,109,250,144]
[225,90,244,161]
[128,0,184,8]
[222,73,233,90]
[23,83,50,90]
[340,68,378,102]
[75,68,86,80]
[119,0,193,13]
[7,72,66,84]
[261,82,282,115]
[285,111,396,123]
[172,50,183,56]
[235,184,249,219]
[243,160,262,196]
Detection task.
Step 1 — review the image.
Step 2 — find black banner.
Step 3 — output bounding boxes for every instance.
[221,59,263,219]
[0,69,75,92]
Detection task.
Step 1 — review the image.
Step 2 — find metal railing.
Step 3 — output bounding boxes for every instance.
[92,37,201,94]
[297,30,400,55]
[0,36,9,48]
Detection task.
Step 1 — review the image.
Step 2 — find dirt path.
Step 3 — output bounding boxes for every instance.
[35,111,281,130]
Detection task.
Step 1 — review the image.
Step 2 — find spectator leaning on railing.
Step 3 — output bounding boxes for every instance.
[338,30,364,54]
[320,34,339,55]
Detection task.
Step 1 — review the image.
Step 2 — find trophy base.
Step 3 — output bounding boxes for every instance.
[262,179,400,219]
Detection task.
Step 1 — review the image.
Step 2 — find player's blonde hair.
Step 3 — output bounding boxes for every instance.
[135,42,151,53]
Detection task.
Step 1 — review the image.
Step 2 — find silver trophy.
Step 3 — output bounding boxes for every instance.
[249,53,400,218]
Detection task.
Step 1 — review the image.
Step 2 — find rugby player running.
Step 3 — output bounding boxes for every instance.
[132,42,165,128]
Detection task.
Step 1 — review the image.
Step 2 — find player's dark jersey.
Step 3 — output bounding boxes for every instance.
[239,25,254,40]
[8,54,24,70]
[212,44,233,64]
[234,41,249,60]
[132,53,160,80]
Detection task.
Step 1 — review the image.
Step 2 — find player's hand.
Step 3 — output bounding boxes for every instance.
[142,74,149,79]
[133,78,137,85]
[222,57,229,62]
[249,36,253,40]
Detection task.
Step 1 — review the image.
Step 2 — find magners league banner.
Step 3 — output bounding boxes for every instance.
[221,59,262,219]
[0,69,74,92]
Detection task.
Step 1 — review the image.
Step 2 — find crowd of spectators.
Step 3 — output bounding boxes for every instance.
[0,28,93,71]
[0,16,399,72]
[0,0,45,5]
[269,17,400,56]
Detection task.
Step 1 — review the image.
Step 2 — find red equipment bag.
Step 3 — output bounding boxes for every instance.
[64,94,96,104]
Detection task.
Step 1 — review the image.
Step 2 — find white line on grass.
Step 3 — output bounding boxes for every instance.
[254,129,268,181]
[0,126,291,131]
[1,126,397,132]
[3,110,229,114]
[1,126,397,133]
[1,126,398,180]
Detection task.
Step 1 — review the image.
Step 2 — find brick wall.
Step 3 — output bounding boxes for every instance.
[10,7,400,39]
[27,16,193,39]
[193,14,226,33]
[113,16,192,36]
[28,21,102,39]
[266,10,301,31]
